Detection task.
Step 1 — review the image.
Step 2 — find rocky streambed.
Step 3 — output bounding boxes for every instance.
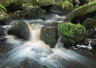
[0,0,96,68]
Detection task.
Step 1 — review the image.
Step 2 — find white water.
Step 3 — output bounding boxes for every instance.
[1,22,95,68]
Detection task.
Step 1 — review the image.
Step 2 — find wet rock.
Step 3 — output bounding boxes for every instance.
[65,2,96,23]
[0,26,6,36]
[8,20,58,47]
[83,18,96,29]
[8,21,31,40]
[40,23,58,47]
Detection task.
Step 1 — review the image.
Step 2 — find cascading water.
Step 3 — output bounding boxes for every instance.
[0,21,96,68]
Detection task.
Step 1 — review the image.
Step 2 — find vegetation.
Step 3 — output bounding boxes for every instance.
[0,15,9,20]
[0,4,7,12]
[58,22,86,37]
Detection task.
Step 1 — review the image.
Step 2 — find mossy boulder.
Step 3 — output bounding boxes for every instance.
[21,5,44,19]
[38,0,52,6]
[65,2,96,23]
[58,22,86,46]
[0,0,37,13]
[52,0,73,12]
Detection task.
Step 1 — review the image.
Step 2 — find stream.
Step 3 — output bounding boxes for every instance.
[0,13,96,68]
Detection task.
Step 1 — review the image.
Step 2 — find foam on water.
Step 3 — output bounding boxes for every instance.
[1,22,96,68]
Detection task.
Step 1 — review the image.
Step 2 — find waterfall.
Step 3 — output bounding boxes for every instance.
[1,21,96,68]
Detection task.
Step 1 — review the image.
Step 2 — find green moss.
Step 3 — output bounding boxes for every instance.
[38,0,52,6]
[21,4,44,18]
[55,0,73,10]
[58,22,86,38]
[65,1,96,22]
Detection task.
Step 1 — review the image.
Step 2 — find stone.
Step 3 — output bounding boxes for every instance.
[40,23,58,47]
[83,18,96,29]
[65,2,96,23]
[21,5,44,19]
[38,0,52,6]
[8,21,31,40]
[51,0,73,13]
[58,22,86,46]
[0,26,6,36]
[8,20,58,47]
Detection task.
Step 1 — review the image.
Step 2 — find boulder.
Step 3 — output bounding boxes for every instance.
[8,20,58,47]
[51,0,73,13]
[83,18,96,29]
[0,26,6,36]
[58,22,86,46]
[8,21,31,40]
[40,23,58,47]
[20,5,44,19]
[38,0,52,6]
[65,2,96,23]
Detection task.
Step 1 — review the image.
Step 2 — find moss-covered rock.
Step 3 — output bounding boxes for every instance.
[58,22,86,37]
[38,0,52,6]
[58,22,86,46]
[21,5,44,19]
[65,2,96,23]
[52,0,73,12]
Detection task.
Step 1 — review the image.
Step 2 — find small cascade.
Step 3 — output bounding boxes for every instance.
[0,21,96,68]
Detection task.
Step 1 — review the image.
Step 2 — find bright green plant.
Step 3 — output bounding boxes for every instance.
[58,22,86,37]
